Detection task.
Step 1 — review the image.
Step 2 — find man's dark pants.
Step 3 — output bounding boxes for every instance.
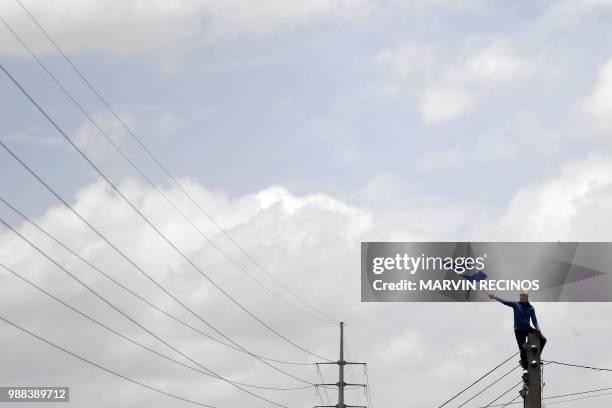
[514,328,547,369]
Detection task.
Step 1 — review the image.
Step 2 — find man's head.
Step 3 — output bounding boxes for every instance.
[519,292,529,303]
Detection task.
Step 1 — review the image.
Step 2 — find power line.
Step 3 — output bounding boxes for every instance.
[473,385,612,407]
[436,352,519,408]
[0,315,219,408]
[0,62,332,363]
[13,0,339,327]
[544,386,612,400]
[481,388,612,408]
[315,365,332,406]
[0,195,311,367]
[364,365,374,408]
[314,386,327,407]
[498,394,521,408]
[487,356,612,408]
[0,262,311,392]
[345,338,364,406]
[543,391,612,406]
[0,139,316,384]
[345,333,372,408]
[481,381,522,408]
[543,360,612,373]
[472,389,524,408]
[541,356,545,403]
[0,13,334,328]
[455,365,520,408]
[0,218,290,408]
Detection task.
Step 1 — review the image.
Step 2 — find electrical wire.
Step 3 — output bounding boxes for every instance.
[0,13,335,328]
[0,62,333,363]
[544,386,612,400]
[498,394,521,408]
[0,315,219,408]
[316,364,332,405]
[455,365,520,408]
[0,195,312,367]
[364,364,374,408]
[0,6,370,406]
[543,360,612,373]
[314,386,326,407]
[12,0,339,327]
[436,352,519,408]
[475,386,612,407]
[0,262,312,392]
[0,140,316,385]
[481,381,522,408]
[0,219,290,408]
[543,391,612,406]
[541,355,545,399]
[345,339,365,407]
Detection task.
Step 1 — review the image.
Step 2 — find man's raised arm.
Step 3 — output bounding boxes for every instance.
[488,293,514,307]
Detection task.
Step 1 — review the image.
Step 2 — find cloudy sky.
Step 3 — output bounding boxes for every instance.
[2,0,612,407]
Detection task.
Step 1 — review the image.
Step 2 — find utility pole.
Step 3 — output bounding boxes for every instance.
[522,333,542,408]
[339,320,345,407]
[314,322,368,408]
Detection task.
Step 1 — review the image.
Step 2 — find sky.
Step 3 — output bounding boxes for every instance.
[2,0,612,407]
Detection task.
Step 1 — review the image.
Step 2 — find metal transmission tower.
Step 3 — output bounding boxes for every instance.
[521,332,542,408]
[314,322,368,408]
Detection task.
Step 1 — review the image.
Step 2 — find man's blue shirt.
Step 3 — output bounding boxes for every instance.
[496,298,540,331]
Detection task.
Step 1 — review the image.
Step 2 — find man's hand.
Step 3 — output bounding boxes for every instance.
[488,293,495,300]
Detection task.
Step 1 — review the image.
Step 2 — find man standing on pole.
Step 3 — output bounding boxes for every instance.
[488,292,547,374]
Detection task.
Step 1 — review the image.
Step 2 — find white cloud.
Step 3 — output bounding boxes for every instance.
[375,39,535,124]
[5,3,612,406]
[0,0,475,57]
[1,126,63,147]
[277,94,295,112]
[373,42,435,96]
[581,56,612,134]
[2,175,612,407]
[0,0,203,56]
[333,143,364,167]
[420,84,476,123]
[355,172,408,212]
[196,0,479,45]
[71,112,132,163]
[488,152,612,240]
[473,132,519,162]
[197,0,376,44]
[476,110,561,160]
[540,0,612,28]
[415,147,467,171]
[0,179,379,406]
[420,42,533,124]
[154,111,184,138]
[415,110,562,172]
